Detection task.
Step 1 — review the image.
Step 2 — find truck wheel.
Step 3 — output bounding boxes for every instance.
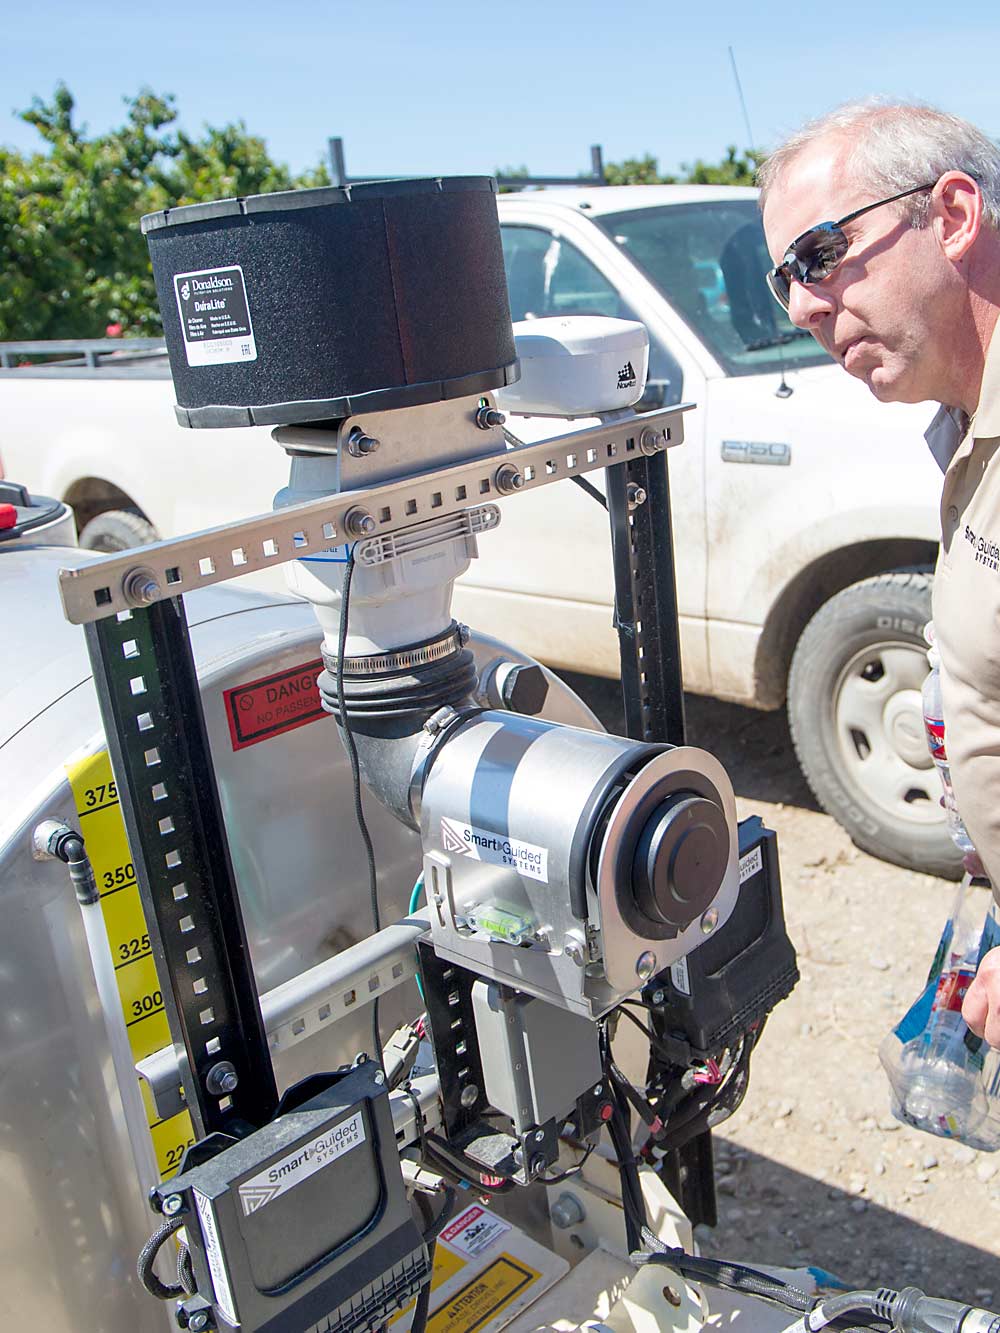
[79,508,158,553]
[787,571,962,880]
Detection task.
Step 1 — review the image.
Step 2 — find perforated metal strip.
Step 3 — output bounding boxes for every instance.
[86,598,278,1138]
[59,404,690,625]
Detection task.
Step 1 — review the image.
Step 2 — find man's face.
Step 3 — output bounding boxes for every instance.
[762,138,954,404]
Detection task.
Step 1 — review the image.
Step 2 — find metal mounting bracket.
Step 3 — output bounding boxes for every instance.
[58,404,689,625]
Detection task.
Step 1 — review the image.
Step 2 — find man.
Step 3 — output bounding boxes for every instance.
[757,100,1000,1047]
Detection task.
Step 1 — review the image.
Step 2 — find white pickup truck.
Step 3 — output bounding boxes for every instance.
[0,184,951,877]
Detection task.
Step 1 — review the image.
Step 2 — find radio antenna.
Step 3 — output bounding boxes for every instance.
[728,46,756,152]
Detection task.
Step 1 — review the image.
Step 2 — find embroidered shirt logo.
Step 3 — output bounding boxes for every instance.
[964,524,1000,571]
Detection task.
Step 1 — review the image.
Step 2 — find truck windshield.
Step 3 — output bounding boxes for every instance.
[596,200,833,376]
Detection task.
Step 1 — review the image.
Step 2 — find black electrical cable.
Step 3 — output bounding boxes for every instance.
[633,1250,813,1314]
[334,549,383,1067]
[599,1020,647,1253]
[536,1142,595,1185]
[615,1002,681,1064]
[571,473,609,510]
[423,1132,515,1195]
[410,1186,458,1333]
[403,1082,430,1162]
[137,1217,185,1300]
[177,1243,196,1296]
[650,1035,756,1152]
[503,421,609,513]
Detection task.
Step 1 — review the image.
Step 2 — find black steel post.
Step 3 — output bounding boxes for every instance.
[607,443,717,1227]
[86,596,278,1139]
[606,448,686,746]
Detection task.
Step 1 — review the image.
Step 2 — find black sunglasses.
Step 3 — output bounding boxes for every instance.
[766,182,937,311]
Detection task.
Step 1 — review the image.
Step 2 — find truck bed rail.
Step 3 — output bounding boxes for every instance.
[0,338,168,373]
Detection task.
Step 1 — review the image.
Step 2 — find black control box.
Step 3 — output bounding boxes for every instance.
[646,816,798,1060]
[154,1060,428,1333]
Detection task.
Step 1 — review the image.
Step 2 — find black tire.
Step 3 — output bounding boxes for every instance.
[787,571,962,880]
[79,508,158,553]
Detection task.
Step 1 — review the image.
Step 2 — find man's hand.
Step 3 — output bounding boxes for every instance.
[963,946,1000,1048]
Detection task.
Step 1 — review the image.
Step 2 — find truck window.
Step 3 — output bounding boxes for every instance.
[500,225,682,407]
[595,201,832,376]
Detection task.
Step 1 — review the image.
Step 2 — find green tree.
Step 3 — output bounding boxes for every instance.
[679,145,764,186]
[603,154,675,186]
[495,164,530,194]
[1,85,180,338]
[597,147,761,187]
[0,84,329,340]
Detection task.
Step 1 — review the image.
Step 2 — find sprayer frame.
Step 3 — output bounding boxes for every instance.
[65,394,714,1211]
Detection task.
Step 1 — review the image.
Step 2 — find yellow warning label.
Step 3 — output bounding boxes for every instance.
[66,750,194,1178]
[427,1255,539,1333]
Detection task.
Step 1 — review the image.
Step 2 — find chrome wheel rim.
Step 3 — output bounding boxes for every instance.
[833,640,943,828]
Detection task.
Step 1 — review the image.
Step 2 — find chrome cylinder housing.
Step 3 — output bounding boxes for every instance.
[419,711,739,1018]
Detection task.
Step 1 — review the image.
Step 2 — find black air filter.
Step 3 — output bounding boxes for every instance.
[141,177,518,429]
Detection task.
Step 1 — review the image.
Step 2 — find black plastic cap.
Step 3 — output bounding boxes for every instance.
[632,794,729,931]
[501,664,550,717]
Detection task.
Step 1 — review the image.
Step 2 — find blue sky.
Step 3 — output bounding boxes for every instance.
[3,0,998,179]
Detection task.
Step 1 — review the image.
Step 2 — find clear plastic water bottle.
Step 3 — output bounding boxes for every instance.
[879,885,1000,1150]
[921,636,976,855]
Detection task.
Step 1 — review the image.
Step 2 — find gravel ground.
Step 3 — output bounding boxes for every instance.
[557,673,1000,1305]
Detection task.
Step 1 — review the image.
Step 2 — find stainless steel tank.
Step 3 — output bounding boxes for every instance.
[0,540,600,1333]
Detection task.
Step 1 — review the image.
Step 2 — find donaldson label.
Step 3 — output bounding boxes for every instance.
[174,264,257,368]
[440,817,549,883]
[238,1111,366,1216]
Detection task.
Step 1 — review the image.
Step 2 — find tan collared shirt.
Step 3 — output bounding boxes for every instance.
[932,321,1000,899]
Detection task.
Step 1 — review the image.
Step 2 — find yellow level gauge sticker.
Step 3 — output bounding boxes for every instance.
[427,1255,540,1333]
[66,749,194,1178]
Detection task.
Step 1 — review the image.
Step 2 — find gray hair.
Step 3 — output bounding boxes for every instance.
[757,99,1000,231]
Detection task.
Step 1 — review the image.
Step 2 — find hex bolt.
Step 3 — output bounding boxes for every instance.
[343,506,377,538]
[476,405,506,430]
[494,463,524,495]
[636,950,657,981]
[701,908,719,934]
[188,1313,209,1332]
[550,1191,586,1229]
[122,566,160,607]
[564,937,585,967]
[347,427,380,457]
[460,1083,480,1108]
[640,427,666,456]
[528,1153,547,1178]
[162,1193,184,1217]
[205,1061,239,1097]
[627,483,647,510]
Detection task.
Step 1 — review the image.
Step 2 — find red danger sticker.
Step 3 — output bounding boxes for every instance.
[223,659,327,751]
